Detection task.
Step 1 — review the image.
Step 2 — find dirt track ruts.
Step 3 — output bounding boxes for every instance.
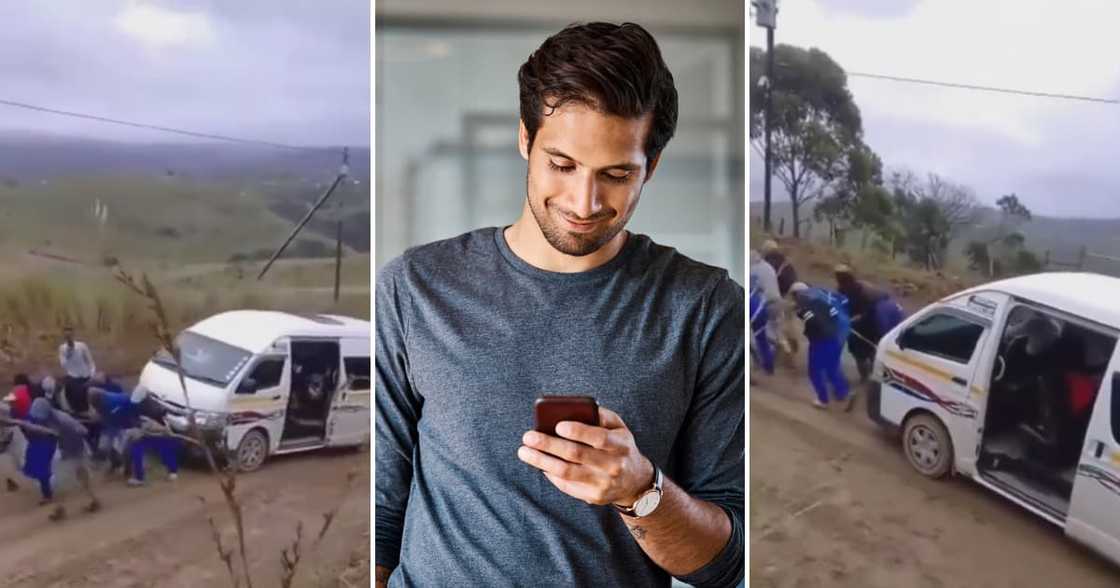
[0,448,368,588]
[750,368,1120,588]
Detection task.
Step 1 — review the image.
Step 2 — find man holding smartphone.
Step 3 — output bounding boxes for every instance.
[376,22,743,587]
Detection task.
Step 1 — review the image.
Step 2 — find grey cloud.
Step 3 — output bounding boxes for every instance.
[750,105,1120,219]
[0,1,369,147]
[813,0,922,20]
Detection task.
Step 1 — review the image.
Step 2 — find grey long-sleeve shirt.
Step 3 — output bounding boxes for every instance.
[376,228,744,587]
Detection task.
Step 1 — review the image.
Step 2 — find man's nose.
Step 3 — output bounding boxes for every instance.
[568,173,602,218]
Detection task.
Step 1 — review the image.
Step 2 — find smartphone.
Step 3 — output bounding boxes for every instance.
[534,395,599,437]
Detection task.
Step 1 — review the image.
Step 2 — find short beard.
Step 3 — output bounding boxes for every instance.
[526,174,634,257]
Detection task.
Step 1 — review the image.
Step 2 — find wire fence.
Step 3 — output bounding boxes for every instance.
[1045,246,1120,278]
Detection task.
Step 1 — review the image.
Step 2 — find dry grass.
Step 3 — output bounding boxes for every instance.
[784,240,976,303]
[0,259,368,380]
[0,274,143,336]
[752,220,982,311]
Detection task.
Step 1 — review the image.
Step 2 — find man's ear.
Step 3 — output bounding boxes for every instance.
[643,153,663,183]
[518,120,530,161]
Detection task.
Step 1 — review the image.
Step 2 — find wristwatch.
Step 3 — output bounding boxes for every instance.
[612,462,663,518]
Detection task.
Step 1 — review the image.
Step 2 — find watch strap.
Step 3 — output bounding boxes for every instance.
[612,463,662,517]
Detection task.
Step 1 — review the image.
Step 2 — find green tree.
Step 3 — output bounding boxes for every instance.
[813,144,893,247]
[964,241,991,273]
[750,44,862,239]
[968,194,1034,277]
[1014,249,1043,274]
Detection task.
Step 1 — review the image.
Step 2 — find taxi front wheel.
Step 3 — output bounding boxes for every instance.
[234,429,269,473]
[903,413,954,479]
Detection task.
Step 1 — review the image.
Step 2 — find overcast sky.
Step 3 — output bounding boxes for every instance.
[0,1,369,147]
[750,0,1120,218]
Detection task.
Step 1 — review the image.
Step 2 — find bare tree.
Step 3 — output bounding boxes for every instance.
[923,174,980,232]
[891,170,981,270]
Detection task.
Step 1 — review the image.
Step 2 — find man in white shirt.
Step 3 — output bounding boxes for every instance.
[59,326,96,415]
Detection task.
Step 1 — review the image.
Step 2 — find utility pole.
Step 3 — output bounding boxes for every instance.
[258,147,350,294]
[753,0,778,233]
[334,147,349,303]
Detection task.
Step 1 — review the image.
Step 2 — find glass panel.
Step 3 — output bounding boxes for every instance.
[377,26,743,284]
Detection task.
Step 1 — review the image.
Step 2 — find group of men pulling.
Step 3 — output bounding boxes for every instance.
[0,327,182,521]
[750,240,906,410]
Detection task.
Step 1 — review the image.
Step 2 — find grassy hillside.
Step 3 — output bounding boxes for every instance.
[0,135,371,378]
[0,176,351,264]
[0,134,372,260]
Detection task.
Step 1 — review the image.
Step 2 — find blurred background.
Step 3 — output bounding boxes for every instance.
[0,1,371,369]
[376,0,745,284]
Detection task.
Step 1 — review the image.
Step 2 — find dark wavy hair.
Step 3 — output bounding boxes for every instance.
[518,22,678,167]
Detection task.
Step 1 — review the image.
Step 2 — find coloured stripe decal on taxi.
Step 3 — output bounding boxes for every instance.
[1078,464,1120,498]
[882,351,979,419]
[885,350,987,397]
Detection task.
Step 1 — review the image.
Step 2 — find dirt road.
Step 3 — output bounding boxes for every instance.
[750,367,1120,587]
[0,448,369,588]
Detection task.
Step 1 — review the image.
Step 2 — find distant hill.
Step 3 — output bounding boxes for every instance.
[0,133,370,260]
[0,132,369,181]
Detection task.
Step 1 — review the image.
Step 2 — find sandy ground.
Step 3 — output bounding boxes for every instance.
[0,447,369,588]
[749,364,1120,587]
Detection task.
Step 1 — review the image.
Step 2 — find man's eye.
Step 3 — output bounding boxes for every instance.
[604,172,632,184]
[548,161,575,173]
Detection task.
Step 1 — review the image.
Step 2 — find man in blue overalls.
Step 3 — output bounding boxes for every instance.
[790,282,852,411]
[834,265,904,382]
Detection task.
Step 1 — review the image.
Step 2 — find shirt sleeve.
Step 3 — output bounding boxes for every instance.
[375,257,424,571]
[673,274,745,588]
[760,265,780,302]
[58,344,66,368]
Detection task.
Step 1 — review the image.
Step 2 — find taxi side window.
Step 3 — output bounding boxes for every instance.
[344,357,370,391]
[899,313,984,364]
[1113,373,1120,445]
[249,358,285,389]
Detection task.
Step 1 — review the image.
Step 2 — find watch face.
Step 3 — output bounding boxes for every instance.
[634,491,661,517]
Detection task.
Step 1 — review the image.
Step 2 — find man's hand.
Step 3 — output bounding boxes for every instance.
[517,407,654,507]
[517,406,735,578]
[375,565,392,588]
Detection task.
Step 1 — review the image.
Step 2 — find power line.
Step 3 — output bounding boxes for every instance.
[0,97,338,152]
[845,72,1119,105]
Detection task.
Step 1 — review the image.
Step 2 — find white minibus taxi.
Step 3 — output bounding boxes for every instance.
[869,273,1120,566]
[137,310,370,471]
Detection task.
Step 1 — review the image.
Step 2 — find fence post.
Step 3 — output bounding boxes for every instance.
[778,217,785,236]
[1043,249,1050,269]
[1079,245,1088,270]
